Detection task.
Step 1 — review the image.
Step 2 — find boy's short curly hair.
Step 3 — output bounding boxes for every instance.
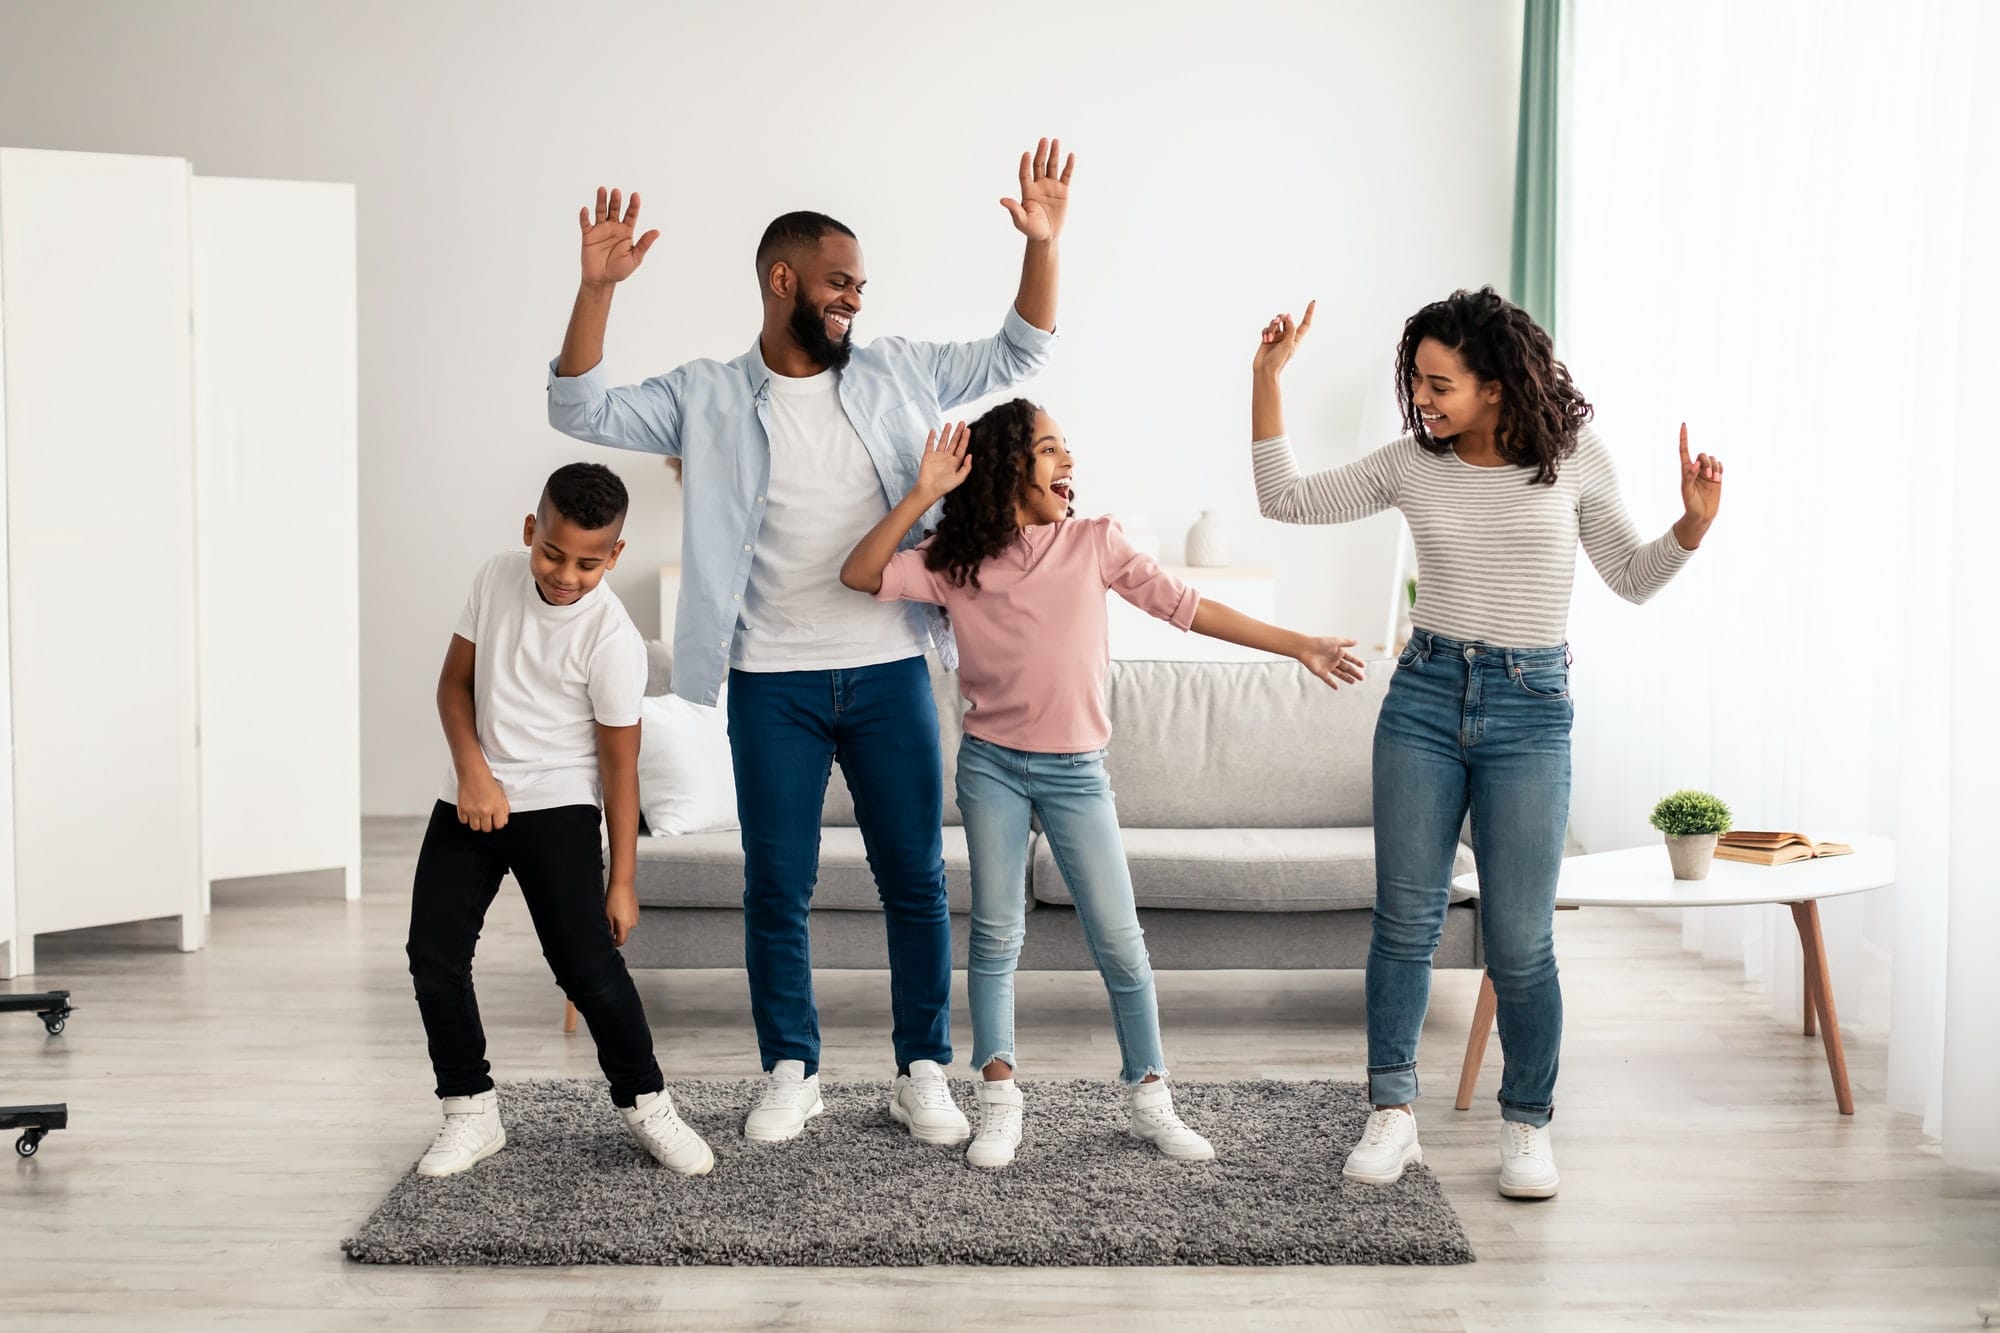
[541,462,629,530]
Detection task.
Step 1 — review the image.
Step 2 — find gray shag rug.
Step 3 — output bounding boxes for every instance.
[344,1077,1473,1267]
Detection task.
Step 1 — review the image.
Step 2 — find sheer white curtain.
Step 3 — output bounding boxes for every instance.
[1558,0,1998,1168]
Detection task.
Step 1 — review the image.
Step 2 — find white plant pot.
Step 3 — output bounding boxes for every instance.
[1185,510,1230,567]
[1665,833,1719,880]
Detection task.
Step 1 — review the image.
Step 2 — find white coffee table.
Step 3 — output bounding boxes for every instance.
[1451,836,1895,1116]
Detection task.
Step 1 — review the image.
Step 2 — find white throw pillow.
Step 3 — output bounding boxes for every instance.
[636,692,738,836]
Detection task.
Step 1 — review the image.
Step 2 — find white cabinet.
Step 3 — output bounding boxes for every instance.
[0,149,358,978]
[191,177,361,900]
[0,148,203,977]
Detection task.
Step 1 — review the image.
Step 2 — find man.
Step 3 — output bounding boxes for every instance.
[546,139,1073,1146]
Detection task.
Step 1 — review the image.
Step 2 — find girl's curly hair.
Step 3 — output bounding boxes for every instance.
[1395,286,1592,485]
[923,397,1067,590]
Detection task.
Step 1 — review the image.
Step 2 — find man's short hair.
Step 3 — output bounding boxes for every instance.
[754,210,856,282]
[541,462,629,531]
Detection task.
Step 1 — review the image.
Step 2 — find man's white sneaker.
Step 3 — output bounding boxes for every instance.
[744,1059,824,1143]
[1342,1107,1422,1185]
[966,1079,1023,1169]
[890,1059,971,1144]
[621,1089,715,1176]
[1498,1120,1560,1199]
[1126,1080,1215,1161]
[416,1090,505,1178]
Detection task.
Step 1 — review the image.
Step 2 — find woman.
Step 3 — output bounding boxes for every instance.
[1250,288,1723,1199]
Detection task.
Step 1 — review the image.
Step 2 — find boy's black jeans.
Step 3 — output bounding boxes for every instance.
[406,800,663,1106]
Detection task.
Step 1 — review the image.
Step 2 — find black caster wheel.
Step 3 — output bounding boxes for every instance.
[42,1016,64,1036]
[15,1130,43,1158]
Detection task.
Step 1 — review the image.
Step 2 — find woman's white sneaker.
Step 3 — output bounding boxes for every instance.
[1126,1081,1215,1161]
[1342,1107,1422,1184]
[621,1089,715,1175]
[744,1059,824,1143]
[966,1079,1023,1169]
[1498,1120,1560,1199]
[890,1059,972,1144]
[416,1090,505,1177]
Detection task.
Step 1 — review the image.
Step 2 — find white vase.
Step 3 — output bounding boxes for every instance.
[1665,833,1719,880]
[1185,510,1230,567]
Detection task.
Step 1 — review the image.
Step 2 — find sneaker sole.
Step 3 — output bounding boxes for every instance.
[743,1093,825,1143]
[1498,1174,1559,1200]
[1129,1129,1216,1161]
[1341,1140,1423,1185]
[965,1145,1017,1169]
[889,1098,971,1145]
[415,1125,506,1178]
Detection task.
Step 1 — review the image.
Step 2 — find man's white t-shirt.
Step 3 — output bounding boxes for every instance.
[439,550,647,812]
[733,367,931,672]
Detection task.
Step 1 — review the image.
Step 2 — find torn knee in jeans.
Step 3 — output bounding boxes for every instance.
[969,929,1025,960]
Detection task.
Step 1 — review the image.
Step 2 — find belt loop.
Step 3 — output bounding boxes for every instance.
[1564,644,1575,669]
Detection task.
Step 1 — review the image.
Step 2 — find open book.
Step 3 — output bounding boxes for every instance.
[1715,832,1854,866]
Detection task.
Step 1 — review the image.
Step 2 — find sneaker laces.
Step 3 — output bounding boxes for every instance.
[1361,1109,1406,1147]
[909,1069,956,1112]
[1505,1121,1545,1158]
[427,1112,487,1156]
[633,1096,696,1147]
[1133,1096,1193,1137]
[976,1099,1021,1138]
[757,1069,806,1112]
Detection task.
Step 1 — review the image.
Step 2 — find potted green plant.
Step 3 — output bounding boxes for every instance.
[1649,790,1733,880]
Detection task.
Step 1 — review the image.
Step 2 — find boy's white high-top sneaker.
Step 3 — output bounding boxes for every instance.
[1498,1120,1560,1199]
[889,1059,972,1144]
[1125,1080,1215,1161]
[966,1078,1024,1169]
[621,1089,715,1176]
[1342,1107,1422,1185]
[416,1089,505,1177]
[743,1059,824,1143]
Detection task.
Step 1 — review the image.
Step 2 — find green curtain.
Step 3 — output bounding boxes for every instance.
[1510,0,1562,338]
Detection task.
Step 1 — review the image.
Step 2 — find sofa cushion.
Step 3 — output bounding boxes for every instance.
[1099,659,1387,828]
[816,656,967,829]
[1031,826,1476,912]
[635,824,977,913]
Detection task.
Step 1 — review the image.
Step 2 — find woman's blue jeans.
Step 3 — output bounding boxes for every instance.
[1367,629,1573,1127]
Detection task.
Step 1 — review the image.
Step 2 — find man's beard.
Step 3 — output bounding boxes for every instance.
[788,291,853,371]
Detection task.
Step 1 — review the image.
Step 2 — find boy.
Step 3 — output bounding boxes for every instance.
[405,461,712,1177]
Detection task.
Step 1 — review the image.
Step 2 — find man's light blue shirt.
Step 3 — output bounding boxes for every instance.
[547,307,1056,705]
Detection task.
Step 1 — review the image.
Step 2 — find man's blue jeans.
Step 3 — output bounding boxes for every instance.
[727,656,952,1076]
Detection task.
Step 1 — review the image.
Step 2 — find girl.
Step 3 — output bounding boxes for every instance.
[840,399,1365,1168]
[1249,288,1724,1199]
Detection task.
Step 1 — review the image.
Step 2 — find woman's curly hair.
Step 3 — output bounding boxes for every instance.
[923,397,1067,590]
[1395,286,1592,485]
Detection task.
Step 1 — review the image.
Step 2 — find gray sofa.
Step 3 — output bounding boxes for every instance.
[621,655,1481,974]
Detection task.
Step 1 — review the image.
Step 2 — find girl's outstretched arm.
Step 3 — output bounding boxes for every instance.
[1190,599,1367,691]
[840,423,971,593]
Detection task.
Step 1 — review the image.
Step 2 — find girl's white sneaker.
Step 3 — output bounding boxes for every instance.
[966,1078,1024,1169]
[1126,1081,1215,1161]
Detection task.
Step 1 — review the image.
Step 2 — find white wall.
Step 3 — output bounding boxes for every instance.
[0,0,1521,815]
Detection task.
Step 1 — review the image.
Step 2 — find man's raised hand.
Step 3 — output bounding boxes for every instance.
[579,186,660,287]
[1001,138,1075,243]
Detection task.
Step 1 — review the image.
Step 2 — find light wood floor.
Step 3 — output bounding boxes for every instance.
[1,818,1994,1332]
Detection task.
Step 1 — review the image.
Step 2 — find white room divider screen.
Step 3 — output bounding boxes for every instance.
[0,150,360,978]
[191,177,361,900]
[0,148,205,978]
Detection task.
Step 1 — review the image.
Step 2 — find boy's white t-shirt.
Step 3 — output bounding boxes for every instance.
[439,550,647,813]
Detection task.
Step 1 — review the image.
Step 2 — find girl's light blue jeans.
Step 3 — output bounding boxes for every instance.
[956,735,1168,1085]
